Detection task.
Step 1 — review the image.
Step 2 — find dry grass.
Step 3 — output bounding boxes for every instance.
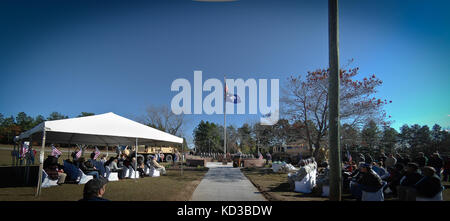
[0,169,207,201]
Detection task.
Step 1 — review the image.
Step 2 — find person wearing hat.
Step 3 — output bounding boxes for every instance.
[79,177,110,201]
[355,163,383,196]
[397,163,423,201]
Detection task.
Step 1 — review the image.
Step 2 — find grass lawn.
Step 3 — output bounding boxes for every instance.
[0,168,208,201]
[242,167,450,201]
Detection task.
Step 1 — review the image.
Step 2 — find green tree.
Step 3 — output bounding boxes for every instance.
[341,123,360,151]
[33,115,45,126]
[193,121,221,153]
[47,112,69,121]
[361,120,380,154]
[16,112,34,131]
[0,115,20,143]
[238,123,255,154]
[77,112,95,117]
[381,126,398,154]
[283,63,391,156]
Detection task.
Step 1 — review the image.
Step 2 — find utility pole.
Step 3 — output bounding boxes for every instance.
[328,0,342,201]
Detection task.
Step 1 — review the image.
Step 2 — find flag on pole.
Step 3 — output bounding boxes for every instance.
[51,144,62,157]
[93,147,101,160]
[224,84,241,104]
[75,147,82,159]
[347,150,352,162]
[20,142,29,158]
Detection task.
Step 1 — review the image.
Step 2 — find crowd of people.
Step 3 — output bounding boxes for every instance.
[43,145,179,185]
[272,150,448,201]
[340,151,449,201]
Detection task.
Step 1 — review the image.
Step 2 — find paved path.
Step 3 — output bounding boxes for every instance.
[190,162,267,201]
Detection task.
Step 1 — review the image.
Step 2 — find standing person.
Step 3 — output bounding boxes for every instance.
[79,177,110,201]
[384,154,397,169]
[428,153,444,177]
[160,153,165,162]
[266,152,272,165]
[414,152,428,168]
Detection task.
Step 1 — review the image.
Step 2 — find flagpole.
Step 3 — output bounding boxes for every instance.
[223,75,227,164]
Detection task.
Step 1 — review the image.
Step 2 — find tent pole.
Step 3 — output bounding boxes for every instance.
[36,130,46,197]
[181,143,184,176]
[68,143,70,160]
[135,138,138,180]
[13,142,16,167]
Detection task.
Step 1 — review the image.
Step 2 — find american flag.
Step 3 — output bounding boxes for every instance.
[75,148,82,159]
[20,143,29,158]
[51,144,62,157]
[93,147,101,160]
[347,150,352,162]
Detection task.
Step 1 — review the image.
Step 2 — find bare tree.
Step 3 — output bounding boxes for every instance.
[142,105,185,136]
[282,63,391,156]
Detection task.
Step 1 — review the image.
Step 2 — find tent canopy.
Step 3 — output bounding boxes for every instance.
[18,112,183,146]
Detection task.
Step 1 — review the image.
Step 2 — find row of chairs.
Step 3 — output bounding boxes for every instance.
[42,163,162,188]
[120,165,161,179]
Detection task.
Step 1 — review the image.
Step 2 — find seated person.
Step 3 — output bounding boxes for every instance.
[105,157,123,179]
[415,166,443,199]
[350,163,383,200]
[117,154,126,168]
[100,155,107,164]
[150,155,166,175]
[386,163,405,197]
[130,157,145,177]
[287,160,310,191]
[397,163,423,201]
[44,156,67,185]
[79,177,110,201]
[371,162,389,180]
[78,157,100,179]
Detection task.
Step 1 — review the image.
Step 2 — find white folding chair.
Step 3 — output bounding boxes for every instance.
[122,167,130,178]
[322,185,330,197]
[144,165,150,176]
[294,173,312,193]
[129,166,140,179]
[105,166,119,181]
[416,186,444,201]
[150,167,161,177]
[42,170,58,188]
[362,181,387,201]
[78,169,94,185]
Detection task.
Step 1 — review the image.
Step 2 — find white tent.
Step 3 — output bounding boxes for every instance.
[18,112,183,145]
[18,112,184,196]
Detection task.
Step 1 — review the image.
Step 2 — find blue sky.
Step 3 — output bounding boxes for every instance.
[1,0,449,145]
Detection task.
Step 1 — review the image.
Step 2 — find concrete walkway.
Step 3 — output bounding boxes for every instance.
[190,162,267,201]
